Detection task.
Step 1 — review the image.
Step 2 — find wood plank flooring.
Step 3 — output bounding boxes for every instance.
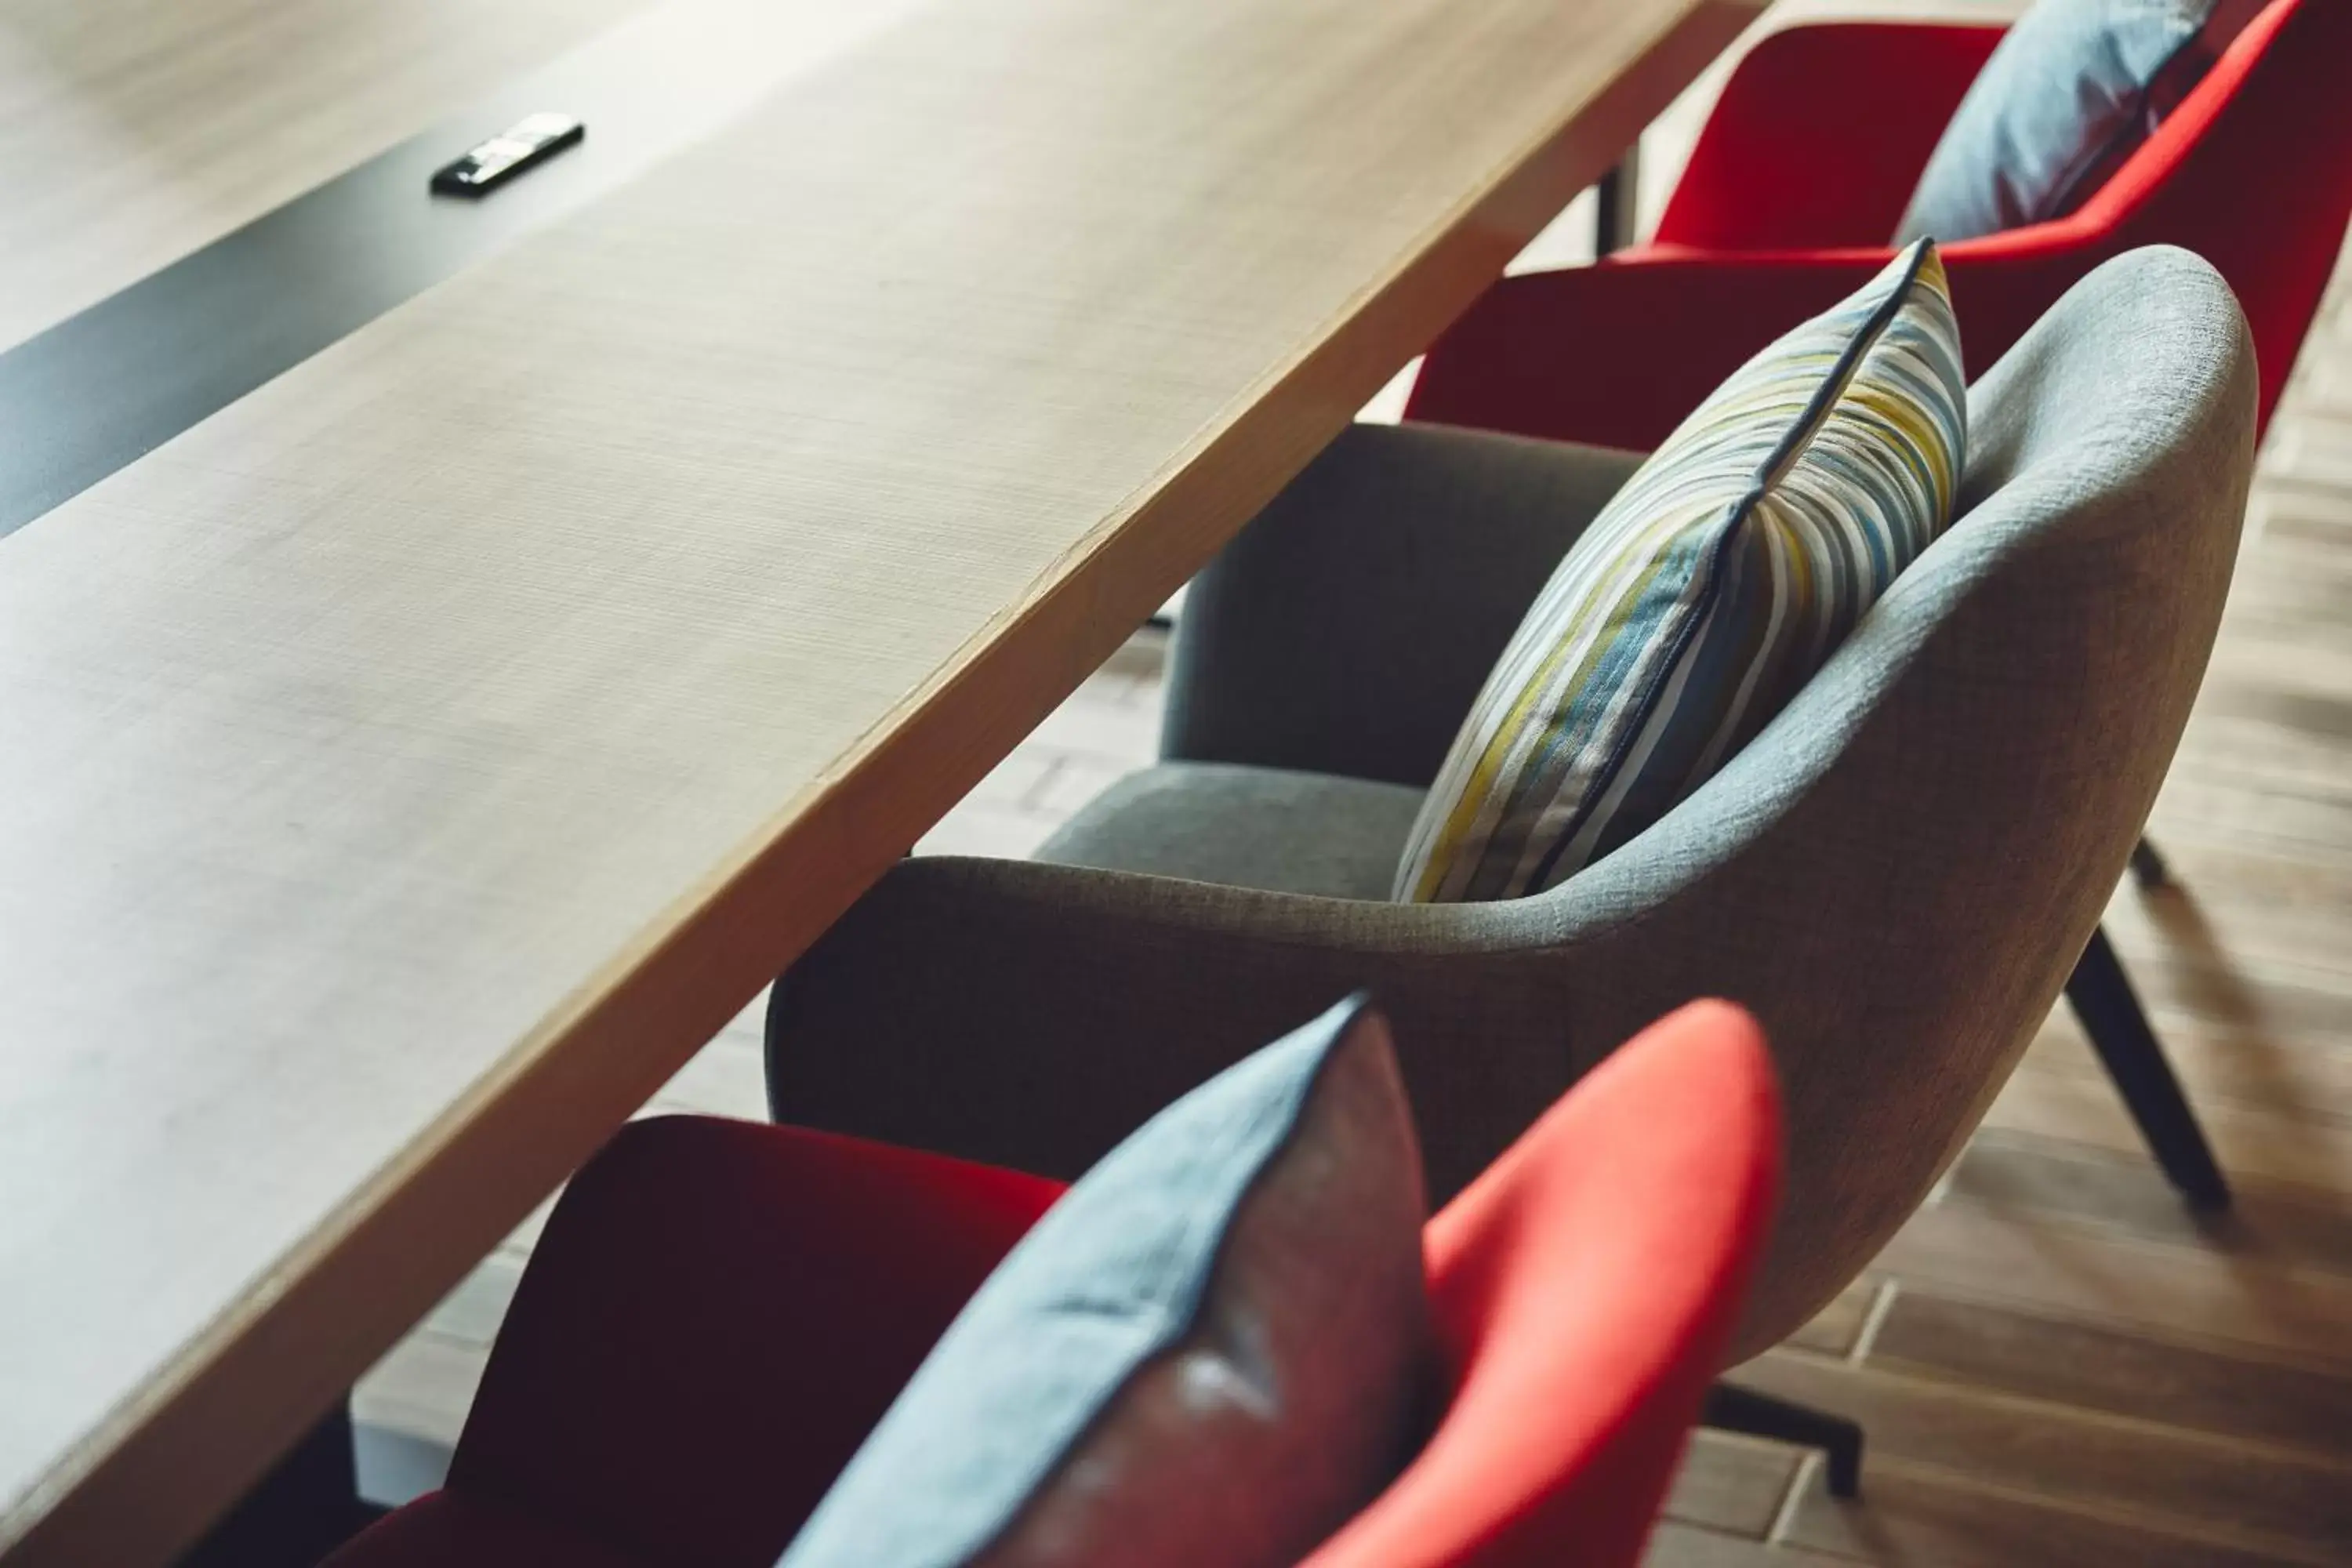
[354,3,2352,1561]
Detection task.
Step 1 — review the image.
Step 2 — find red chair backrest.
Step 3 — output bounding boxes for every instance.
[1305,1001,1782,1568]
[1654,22,2004,251]
[1658,0,2349,431]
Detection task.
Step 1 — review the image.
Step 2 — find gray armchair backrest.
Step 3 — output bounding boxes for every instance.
[770,248,2256,1357]
[1486,245,2254,1341]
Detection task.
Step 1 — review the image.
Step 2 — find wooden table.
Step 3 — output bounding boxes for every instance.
[0,0,1760,1559]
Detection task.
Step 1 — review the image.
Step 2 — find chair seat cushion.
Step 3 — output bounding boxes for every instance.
[1896,0,2266,242]
[1033,761,1428,900]
[779,997,1432,1568]
[1396,241,1967,902]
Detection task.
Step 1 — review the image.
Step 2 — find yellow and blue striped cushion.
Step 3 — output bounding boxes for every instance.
[1395,241,1966,903]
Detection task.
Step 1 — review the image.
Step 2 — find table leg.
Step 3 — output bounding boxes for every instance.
[1594,146,1642,257]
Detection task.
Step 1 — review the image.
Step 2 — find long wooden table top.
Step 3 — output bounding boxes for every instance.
[0,0,1760,1559]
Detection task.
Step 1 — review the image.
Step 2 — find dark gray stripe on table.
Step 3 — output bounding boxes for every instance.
[0,147,578,538]
[0,0,913,540]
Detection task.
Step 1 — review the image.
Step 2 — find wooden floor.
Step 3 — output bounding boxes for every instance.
[354,5,2352,1563]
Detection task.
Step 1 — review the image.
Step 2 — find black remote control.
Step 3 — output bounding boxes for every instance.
[430,113,584,198]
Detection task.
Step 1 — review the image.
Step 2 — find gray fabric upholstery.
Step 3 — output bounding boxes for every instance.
[1036,764,1426,901]
[768,247,2258,1359]
[1164,424,1646,789]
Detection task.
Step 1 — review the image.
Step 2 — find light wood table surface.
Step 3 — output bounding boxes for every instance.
[0,0,653,351]
[0,0,1761,1559]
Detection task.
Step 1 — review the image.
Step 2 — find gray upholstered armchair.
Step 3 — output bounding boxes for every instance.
[766,248,2256,1360]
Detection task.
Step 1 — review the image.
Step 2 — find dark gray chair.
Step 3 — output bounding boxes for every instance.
[766,248,2257,1367]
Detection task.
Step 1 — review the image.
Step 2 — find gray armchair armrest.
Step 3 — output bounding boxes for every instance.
[764,803,1933,1368]
[768,853,1608,1205]
[767,717,2060,1367]
[1164,421,1643,789]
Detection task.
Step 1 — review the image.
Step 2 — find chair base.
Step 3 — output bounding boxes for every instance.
[2065,924,2232,1211]
[1703,1383,1862,1499]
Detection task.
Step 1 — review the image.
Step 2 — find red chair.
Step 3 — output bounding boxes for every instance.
[325,1001,1782,1568]
[1401,0,2352,1217]
[1411,0,2352,450]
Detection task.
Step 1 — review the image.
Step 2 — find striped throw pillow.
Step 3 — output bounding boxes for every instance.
[1395,241,1965,903]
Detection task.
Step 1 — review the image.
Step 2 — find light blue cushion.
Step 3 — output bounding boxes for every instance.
[778,996,1432,1568]
[1897,0,2258,242]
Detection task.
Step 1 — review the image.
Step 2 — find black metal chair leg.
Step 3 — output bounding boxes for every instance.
[176,1401,383,1568]
[1594,149,1642,257]
[2065,924,2231,1210]
[2129,835,2172,889]
[1703,1382,1863,1499]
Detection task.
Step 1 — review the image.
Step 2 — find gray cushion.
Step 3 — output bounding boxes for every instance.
[1036,762,1428,901]
[777,996,1431,1568]
[1896,0,2262,243]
